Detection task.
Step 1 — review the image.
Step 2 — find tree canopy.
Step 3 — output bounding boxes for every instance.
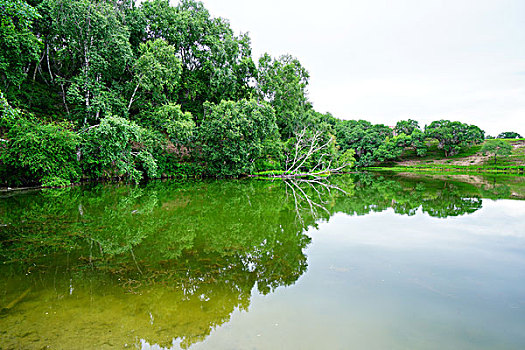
[0,0,492,186]
[198,99,279,177]
[425,120,484,157]
[497,131,522,139]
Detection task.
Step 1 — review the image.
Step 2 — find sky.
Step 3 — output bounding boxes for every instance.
[199,0,525,136]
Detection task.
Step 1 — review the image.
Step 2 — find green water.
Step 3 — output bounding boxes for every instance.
[1,173,524,349]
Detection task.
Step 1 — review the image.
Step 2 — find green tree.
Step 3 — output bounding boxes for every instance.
[335,120,393,167]
[43,0,133,125]
[0,0,42,94]
[138,0,256,120]
[198,99,279,177]
[425,120,484,157]
[481,139,512,165]
[497,131,522,139]
[394,119,420,136]
[373,134,410,163]
[128,39,182,112]
[80,116,158,183]
[256,53,311,138]
[410,129,428,156]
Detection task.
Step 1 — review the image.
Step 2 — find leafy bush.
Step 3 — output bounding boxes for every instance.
[80,116,158,183]
[0,117,80,187]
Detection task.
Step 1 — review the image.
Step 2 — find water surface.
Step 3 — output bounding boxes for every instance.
[1,173,524,349]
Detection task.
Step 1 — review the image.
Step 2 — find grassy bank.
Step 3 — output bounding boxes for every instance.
[369,139,525,175]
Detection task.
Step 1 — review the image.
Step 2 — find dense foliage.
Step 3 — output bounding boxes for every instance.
[198,99,279,177]
[425,120,484,157]
[0,0,490,187]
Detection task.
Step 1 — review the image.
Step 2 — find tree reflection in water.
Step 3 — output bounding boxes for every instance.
[0,173,501,348]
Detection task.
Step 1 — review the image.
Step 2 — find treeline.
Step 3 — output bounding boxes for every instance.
[0,0,490,187]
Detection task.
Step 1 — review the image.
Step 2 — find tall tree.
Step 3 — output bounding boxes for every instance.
[128,38,182,112]
[0,0,42,94]
[43,0,133,125]
[256,53,311,139]
[138,0,256,120]
[198,99,279,177]
[394,119,420,136]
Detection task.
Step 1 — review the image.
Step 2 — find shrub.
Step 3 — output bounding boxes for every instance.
[80,116,158,183]
[0,118,80,187]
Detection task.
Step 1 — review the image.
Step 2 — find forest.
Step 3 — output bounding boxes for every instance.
[0,0,492,187]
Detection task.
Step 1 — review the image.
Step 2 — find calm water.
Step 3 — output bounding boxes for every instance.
[1,173,524,349]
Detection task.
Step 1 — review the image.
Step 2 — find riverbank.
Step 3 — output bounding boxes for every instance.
[369,139,525,175]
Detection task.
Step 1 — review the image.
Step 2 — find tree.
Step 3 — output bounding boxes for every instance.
[44,0,133,125]
[425,120,484,157]
[198,99,279,177]
[282,127,336,174]
[0,0,42,93]
[481,139,512,165]
[373,134,410,163]
[128,39,182,112]
[497,131,522,139]
[256,53,311,139]
[410,129,428,156]
[394,119,420,136]
[80,116,158,183]
[138,0,256,120]
[279,109,339,174]
[335,120,393,167]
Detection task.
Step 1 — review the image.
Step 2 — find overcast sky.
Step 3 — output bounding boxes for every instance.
[200,0,524,136]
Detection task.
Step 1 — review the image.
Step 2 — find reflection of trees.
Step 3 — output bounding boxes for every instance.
[0,173,495,348]
[330,173,483,218]
[284,178,353,223]
[277,174,484,222]
[0,180,315,348]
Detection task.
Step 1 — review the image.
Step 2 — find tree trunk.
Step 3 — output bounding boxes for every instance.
[128,82,140,111]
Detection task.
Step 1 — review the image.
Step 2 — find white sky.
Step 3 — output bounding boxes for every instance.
[200,0,525,136]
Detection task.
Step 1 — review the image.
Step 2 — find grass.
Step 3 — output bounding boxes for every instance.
[369,165,525,175]
[372,139,525,175]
